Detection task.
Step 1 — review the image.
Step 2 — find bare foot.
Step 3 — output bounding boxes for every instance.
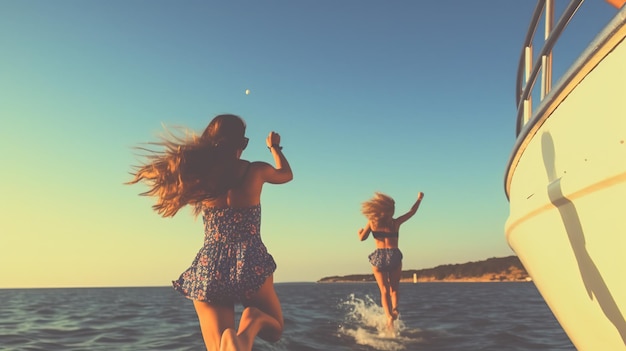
[220,328,241,351]
[391,308,400,320]
[386,316,395,330]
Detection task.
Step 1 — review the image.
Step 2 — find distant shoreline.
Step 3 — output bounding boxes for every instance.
[317,279,531,283]
[317,256,530,283]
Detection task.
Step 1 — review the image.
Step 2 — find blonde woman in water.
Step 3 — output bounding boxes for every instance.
[358,192,424,328]
[128,114,293,351]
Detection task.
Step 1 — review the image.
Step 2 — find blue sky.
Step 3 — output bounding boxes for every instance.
[0,1,619,288]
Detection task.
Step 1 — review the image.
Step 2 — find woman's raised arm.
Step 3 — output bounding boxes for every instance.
[395,192,424,226]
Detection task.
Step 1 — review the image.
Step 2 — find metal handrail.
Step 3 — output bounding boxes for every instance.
[515,0,585,135]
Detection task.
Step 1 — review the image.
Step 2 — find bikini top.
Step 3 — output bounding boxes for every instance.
[371,231,399,240]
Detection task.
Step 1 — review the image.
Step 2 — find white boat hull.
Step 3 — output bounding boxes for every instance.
[505,6,626,350]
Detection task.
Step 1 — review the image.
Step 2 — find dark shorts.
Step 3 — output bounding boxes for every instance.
[368,248,403,272]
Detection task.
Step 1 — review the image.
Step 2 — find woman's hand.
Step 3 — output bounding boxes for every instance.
[263,131,292,184]
[418,192,424,201]
[358,226,371,241]
[266,131,281,148]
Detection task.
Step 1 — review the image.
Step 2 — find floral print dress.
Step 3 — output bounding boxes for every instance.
[172,204,276,304]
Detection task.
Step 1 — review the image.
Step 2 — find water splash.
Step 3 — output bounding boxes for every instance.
[338,294,422,351]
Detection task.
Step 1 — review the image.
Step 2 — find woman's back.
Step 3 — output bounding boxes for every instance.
[200,159,288,209]
[200,159,258,209]
[370,221,400,248]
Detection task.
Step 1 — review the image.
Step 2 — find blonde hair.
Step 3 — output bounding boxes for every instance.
[127,114,247,218]
[361,192,395,227]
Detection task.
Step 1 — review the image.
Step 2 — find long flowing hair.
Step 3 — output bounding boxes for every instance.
[127,114,248,217]
[361,192,395,228]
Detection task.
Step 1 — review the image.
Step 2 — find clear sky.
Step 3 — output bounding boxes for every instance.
[0,1,619,288]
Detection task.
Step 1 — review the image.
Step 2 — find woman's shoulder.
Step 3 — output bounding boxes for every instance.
[246,160,274,174]
[237,159,271,174]
[247,160,270,167]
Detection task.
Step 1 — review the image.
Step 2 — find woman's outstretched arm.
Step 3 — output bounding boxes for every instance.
[395,192,424,226]
[266,132,293,184]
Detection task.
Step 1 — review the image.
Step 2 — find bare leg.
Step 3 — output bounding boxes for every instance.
[235,306,280,350]
[221,275,282,351]
[220,328,241,351]
[372,266,394,328]
[240,276,283,341]
[193,300,235,351]
[389,262,402,320]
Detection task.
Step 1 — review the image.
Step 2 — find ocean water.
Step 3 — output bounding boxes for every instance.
[0,282,574,351]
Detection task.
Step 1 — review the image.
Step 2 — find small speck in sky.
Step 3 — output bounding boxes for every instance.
[245,89,250,95]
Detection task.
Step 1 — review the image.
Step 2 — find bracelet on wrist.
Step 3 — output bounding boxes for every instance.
[268,144,283,151]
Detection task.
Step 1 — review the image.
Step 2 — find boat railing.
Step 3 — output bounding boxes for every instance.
[515,0,584,136]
